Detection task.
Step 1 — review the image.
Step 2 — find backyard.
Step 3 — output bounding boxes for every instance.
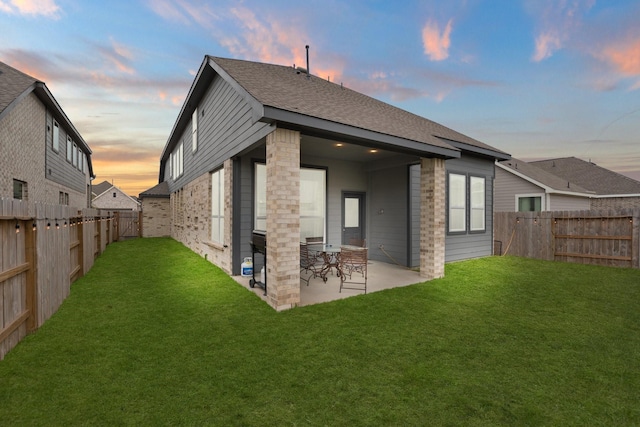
[1,237,639,425]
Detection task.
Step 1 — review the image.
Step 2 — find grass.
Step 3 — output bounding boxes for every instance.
[1,237,639,426]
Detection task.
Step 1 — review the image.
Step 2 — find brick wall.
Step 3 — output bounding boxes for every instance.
[170,162,232,274]
[420,157,446,280]
[141,197,170,237]
[0,93,47,202]
[265,128,301,310]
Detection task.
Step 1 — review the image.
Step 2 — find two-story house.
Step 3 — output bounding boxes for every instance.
[155,56,510,309]
[0,60,94,208]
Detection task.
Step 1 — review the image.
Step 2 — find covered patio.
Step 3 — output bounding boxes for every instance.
[233,259,424,306]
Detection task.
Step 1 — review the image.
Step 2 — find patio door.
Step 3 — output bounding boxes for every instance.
[342,192,365,245]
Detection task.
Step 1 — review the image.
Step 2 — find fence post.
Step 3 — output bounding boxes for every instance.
[114,211,120,242]
[24,219,38,332]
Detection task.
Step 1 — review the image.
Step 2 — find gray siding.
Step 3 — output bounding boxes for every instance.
[444,154,496,262]
[45,109,87,194]
[549,194,590,211]
[494,167,544,211]
[369,165,409,264]
[167,74,272,193]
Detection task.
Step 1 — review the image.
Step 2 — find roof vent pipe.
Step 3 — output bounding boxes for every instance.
[305,45,310,79]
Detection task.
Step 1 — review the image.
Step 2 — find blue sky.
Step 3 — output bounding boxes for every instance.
[2,0,639,195]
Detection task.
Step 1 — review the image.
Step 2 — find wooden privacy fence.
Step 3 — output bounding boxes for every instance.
[494,209,640,269]
[0,198,123,360]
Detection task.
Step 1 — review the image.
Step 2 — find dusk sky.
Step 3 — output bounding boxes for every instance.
[2,0,639,196]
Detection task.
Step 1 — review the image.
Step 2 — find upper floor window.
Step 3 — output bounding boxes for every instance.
[66,136,73,162]
[192,108,198,152]
[78,149,83,171]
[171,141,184,179]
[52,121,60,152]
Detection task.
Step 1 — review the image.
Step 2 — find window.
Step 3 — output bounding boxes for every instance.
[52,121,60,152]
[518,196,542,212]
[13,179,26,200]
[59,191,69,205]
[470,176,486,232]
[211,168,224,243]
[254,163,326,241]
[448,173,466,233]
[78,150,83,171]
[113,192,117,198]
[66,136,73,162]
[192,108,198,152]
[73,143,78,167]
[171,142,184,179]
[300,168,326,240]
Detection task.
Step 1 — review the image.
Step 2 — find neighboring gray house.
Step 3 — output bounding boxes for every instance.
[496,157,640,212]
[0,60,94,207]
[91,180,141,211]
[157,56,509,309]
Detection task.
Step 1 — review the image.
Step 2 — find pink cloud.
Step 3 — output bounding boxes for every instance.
[532,31,561,62]
[422,18,453,61]
[600,38,640,76]
[527,0,595,62]
[0,0,60,17]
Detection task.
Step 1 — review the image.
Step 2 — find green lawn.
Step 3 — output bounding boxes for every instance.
[1,237,639,426]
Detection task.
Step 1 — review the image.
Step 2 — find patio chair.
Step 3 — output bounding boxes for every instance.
[338,246,368,294]
[300,243,322,286]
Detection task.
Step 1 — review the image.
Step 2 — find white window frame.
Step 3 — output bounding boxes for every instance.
[516,193,545,212]
[171,142,184,180]
[211,168,225,244]
[192,108,198,153]
[448,173,467,233]
[73,143,78,167]
[52,121,60,152]
[469,176,486,232]
[66,136,73,162]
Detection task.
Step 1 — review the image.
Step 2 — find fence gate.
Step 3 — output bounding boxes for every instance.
[114,211,141,240]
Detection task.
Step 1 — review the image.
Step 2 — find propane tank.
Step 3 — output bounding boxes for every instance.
[260,266,265,284]
[241,257,253,277]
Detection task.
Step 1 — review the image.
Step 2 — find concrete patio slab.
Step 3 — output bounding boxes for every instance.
[232,260,425,306]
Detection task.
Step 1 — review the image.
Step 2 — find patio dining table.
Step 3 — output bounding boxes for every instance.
[307,244,362,282]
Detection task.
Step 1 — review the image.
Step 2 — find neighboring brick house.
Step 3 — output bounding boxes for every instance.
[495,157,640,212]
[139,181,170,237]
[0,60,94,207]
[155,56,509,310]
[91,180,141,211]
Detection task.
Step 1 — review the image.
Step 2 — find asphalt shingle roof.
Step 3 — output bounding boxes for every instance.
[139,181,169,198]
[531,157,640,195]
[0,61,38,115]
[210,57,507,156]
[499,158,592,193]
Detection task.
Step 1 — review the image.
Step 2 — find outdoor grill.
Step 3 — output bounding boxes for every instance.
[249,230,266,295]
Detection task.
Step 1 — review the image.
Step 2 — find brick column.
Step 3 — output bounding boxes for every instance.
[420,157,446,279]
[265,128,301,310]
